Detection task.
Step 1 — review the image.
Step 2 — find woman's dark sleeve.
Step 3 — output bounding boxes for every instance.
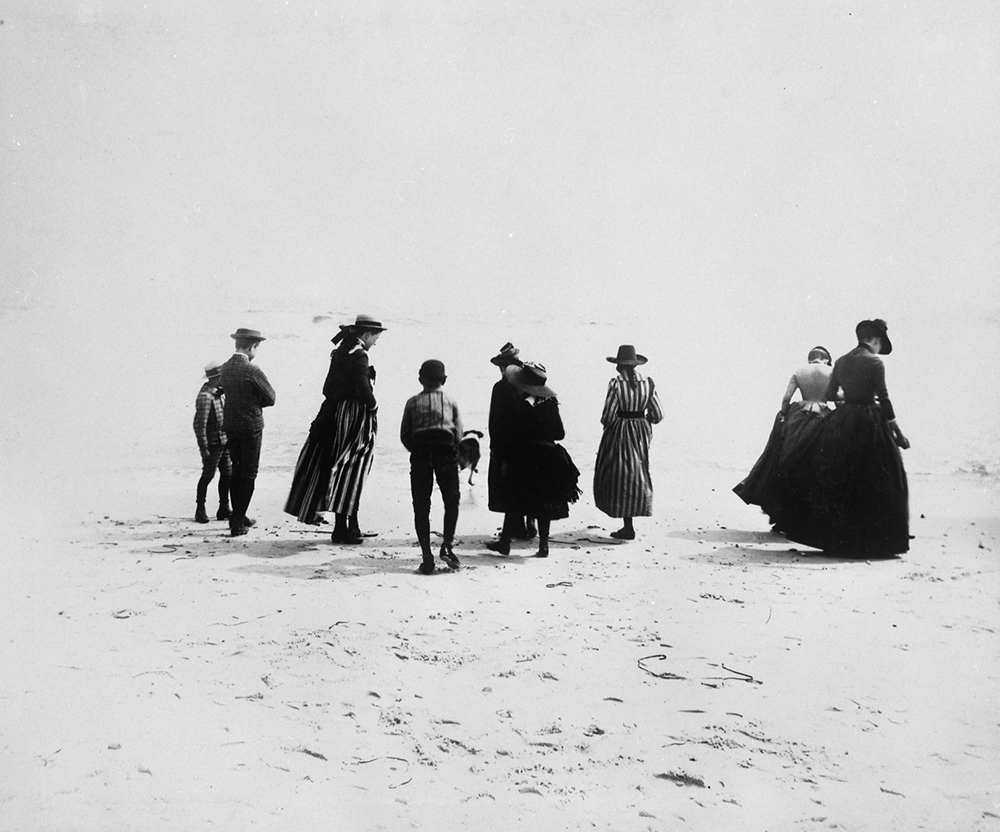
[823,363,840,403]
[871,359,896,421]
[351,351,378,410]
[539,399,566,442]
[322,351,340,400]
[489,382,517,447]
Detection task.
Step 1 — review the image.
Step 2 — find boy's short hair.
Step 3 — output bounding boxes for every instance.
[419,359,446,383]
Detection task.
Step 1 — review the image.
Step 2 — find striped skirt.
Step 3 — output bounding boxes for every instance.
[285,400,377,521]
[593,417,654,517]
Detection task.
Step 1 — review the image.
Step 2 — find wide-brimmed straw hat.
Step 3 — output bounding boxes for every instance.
[607,345,647,366]
[230,327,266,342]
[339,314,387,333]
[489,341,521,367]
[505,361,556,398]
[855,319,892,354]
[204,360,225,377]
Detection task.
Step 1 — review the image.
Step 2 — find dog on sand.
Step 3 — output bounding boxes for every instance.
[458,430,484,485]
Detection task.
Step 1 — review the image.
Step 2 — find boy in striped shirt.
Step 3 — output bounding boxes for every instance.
[400,360,463,574]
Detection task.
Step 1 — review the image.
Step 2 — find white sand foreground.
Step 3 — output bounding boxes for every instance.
[2,463,998,832]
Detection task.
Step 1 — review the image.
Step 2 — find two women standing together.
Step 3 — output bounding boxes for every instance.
[735,318,910,558]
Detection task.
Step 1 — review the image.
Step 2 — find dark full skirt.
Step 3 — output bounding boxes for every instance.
[505,442,581,521]
[780,403,909,557]
[733,403,829,524]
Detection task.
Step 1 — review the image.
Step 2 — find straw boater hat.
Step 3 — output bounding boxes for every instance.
[204,360,225,378]
[855,319,892,354]
[339,314,387,333]
[505,361,557,398]
[607,345,647,366]
[230,327,266,341]
[489,341,521,367]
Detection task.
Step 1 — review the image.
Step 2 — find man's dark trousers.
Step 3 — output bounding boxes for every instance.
[228,431,262,531]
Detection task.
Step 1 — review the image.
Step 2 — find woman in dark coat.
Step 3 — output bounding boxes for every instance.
[780,319,910,558]
[285,314,386,543]
[733,345,834,528]
[487,361,580,558]
[486,342,536,546]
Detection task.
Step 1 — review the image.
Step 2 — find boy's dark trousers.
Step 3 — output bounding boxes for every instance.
[409,440,460,557]
[197,445,232,516]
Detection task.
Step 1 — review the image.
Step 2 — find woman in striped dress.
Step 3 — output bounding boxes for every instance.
[593,345,664,540]
[285,314,386,543]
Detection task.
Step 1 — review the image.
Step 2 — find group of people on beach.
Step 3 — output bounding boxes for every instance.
[193,315,665,574]
[194,313,910,568]
[733,317,911,558]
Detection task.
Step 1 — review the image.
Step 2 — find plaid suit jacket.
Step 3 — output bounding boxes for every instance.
[219,353,276,434]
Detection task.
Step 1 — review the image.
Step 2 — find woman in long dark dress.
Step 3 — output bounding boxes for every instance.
[487,361,580,558]
[781,319,910,558]
[593,345,663,541]
[285,314,386,543]
[485,342,535,548]
[733,345,833,527]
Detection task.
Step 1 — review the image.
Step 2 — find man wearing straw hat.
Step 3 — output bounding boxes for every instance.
[219,328,276,537]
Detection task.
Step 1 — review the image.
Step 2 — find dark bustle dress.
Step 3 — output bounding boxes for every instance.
[780,344,909,557]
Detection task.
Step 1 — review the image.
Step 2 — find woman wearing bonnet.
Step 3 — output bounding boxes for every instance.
[593,345,664,541]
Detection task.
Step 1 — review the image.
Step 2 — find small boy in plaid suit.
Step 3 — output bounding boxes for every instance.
[193,360,231,523]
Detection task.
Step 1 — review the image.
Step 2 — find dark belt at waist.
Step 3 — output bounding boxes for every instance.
[842,399,876,406]
[618,411,646,419]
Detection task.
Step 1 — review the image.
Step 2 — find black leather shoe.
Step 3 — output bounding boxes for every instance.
[242,517,256,528]
[230,525,248,537]
[216,507,232,521]
[485,537,510,555]
[195,506,209,524]
[440,544,460,570]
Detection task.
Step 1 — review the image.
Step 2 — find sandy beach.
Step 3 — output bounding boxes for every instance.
[3,448,998,831]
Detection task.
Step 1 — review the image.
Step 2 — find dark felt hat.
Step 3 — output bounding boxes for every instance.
[855,319,892,354]
[607,345,647,366]
[230,327,266,341]
[489,341,521,367]
[419,359,446,382]
[505,361,556,398]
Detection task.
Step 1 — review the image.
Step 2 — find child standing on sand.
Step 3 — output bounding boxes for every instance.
[193,360,232,523]
[400,360,463,574]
